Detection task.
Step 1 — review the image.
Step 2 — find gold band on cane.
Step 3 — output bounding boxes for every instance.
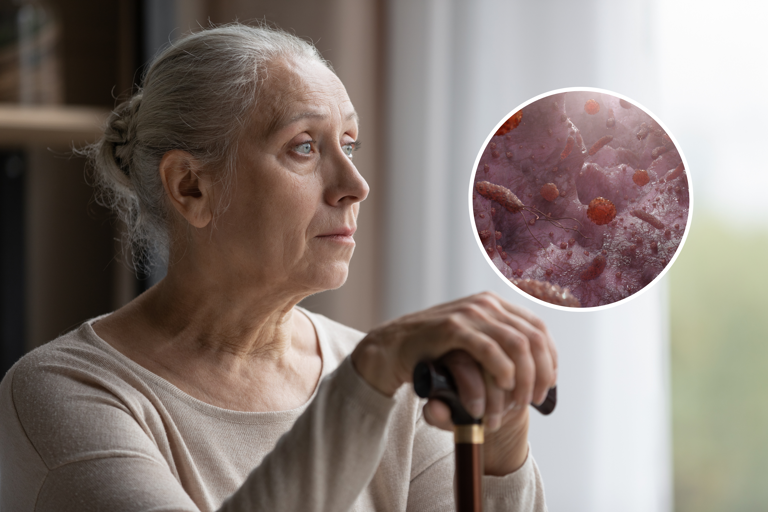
[454,424,484,444]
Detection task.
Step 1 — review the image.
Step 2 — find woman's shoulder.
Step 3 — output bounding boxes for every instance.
[3,319,129,394]
[5,321,97,381]
[0,318,158,443]
[0,319,167,470]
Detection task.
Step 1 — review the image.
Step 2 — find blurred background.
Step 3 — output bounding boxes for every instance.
[0,0,764,510]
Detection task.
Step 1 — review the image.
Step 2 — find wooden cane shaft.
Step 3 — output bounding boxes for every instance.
[455,425,483,512]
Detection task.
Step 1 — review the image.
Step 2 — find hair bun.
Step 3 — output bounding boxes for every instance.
[105,94,142,177]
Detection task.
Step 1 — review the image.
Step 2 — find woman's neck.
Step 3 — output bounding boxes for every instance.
[92,263,322,412]
[142,260,315,360]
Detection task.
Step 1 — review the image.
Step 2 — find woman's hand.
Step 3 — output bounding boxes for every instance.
[350,291,557,475]
[420,351,534,476]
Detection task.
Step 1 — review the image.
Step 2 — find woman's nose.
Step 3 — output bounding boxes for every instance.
[325,149,370,206]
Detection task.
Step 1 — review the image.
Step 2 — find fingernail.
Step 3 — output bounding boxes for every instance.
[488,414,501,431]
[505,401,517,412]
[468,398,484,419]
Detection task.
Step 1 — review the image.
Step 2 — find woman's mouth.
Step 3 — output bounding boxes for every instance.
[317,227,356,244]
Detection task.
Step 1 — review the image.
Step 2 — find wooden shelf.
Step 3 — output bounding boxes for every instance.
[0,104,109,148]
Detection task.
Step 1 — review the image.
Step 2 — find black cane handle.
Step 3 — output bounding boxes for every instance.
[413,360,557,419]
[413,359,480,425]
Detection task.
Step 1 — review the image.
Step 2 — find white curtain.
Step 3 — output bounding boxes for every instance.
[383,1,671,510]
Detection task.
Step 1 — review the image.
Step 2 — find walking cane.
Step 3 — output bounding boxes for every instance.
[413,359,556,512]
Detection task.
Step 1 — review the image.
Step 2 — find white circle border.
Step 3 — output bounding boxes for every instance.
[467,86,694,312]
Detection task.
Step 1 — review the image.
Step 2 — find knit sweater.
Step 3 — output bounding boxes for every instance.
[0,308,547,511]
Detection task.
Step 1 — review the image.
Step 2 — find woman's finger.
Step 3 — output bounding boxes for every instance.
[545,325,558,383]
[475,291,547,332]
[423,399,453,431]
[498,304,559,395]
[487,312,556,405]
[442,350,486,419]
[482,369,506,432]
[498,328,535,409]
[462,293,557,405]
[448,308,535,407]
[475,293,558,366]
[399,321,517,391]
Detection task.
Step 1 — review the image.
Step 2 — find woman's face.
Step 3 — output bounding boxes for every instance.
[204,57,369,297]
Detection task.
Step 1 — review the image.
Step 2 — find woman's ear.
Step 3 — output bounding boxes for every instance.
[158,150,214,229]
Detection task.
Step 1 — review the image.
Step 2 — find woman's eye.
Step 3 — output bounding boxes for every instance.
[294,142,312,155]
[342,140,360,158]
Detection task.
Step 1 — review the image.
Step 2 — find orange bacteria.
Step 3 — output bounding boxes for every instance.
[588,135,613,156]
[584,99,600,115]
[495,110,523,137]
[651,146,669,159]
[540,183,559,202]
[631,209,665,230]
[665,163,685,182]
[586,197,616,225]
[633,169,650,186]
[560,136,575,160]
[580,254,607,281]
[475,181,523,213]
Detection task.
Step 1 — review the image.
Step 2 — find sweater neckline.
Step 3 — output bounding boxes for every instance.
[79,306,332,421]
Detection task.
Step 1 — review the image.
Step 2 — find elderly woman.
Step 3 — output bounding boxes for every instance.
[0,24,557,511]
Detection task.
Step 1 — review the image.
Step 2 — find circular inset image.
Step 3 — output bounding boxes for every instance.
[470,88,692,310]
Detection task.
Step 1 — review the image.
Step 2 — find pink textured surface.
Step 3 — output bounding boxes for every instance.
[472,91,689,307]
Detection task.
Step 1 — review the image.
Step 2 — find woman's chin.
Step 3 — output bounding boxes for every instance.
[300,261,350,293]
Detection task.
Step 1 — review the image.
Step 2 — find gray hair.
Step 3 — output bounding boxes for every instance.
[83,22,328,272]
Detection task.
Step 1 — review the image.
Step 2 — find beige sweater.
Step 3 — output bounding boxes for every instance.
[0,308,547,511]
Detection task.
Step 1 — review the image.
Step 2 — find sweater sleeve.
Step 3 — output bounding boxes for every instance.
[406,413,548,512]
[2,353,396,512]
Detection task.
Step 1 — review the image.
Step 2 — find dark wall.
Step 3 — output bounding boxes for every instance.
[54,0,142,104]
[0,152,25,377]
